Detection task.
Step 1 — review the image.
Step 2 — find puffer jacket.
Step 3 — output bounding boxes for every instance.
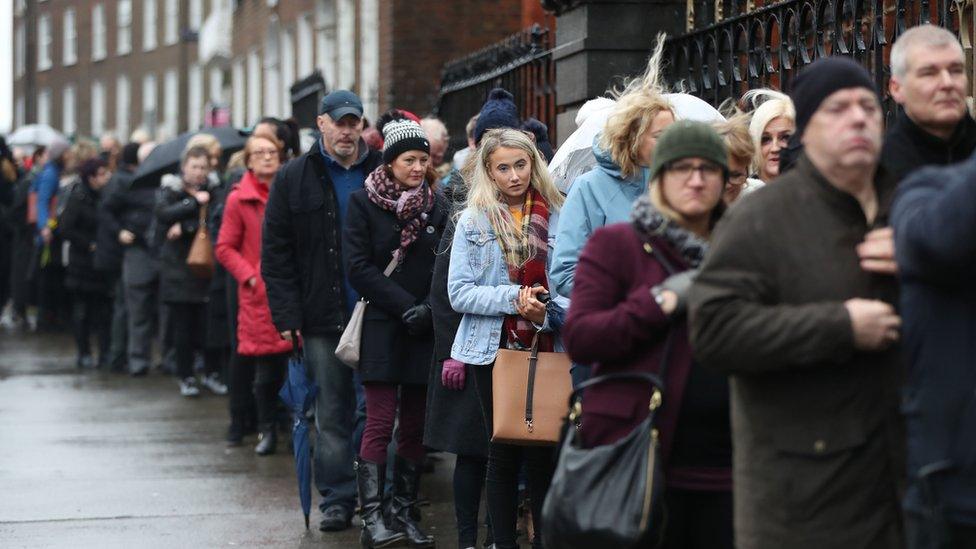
[215,171,291,356]
[549,137,649,296]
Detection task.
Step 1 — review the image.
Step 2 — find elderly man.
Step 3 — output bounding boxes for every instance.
[262,90,382,534]
[882,24,976,183]
[689,57,905,549]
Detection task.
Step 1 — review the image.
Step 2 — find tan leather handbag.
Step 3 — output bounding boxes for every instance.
[186,205,214,278]
[335,257,398,369]
[492,333,572,445]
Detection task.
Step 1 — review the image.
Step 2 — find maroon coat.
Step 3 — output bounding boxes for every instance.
[215,171,292,357]
[564,222,729,490]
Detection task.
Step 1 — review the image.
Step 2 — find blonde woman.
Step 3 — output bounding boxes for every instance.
[714,113,757,204]
[744,90,796,182]
[447,128,566,549]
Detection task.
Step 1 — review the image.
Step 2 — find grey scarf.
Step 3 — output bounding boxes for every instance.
[629,195,709,268]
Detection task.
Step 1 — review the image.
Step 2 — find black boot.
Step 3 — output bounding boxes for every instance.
[356,458,406,548]
[391,455,435,547]
[254,381,277,455]
[254,428,277,455]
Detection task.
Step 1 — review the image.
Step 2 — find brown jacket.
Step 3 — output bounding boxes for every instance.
[689,154,904,549]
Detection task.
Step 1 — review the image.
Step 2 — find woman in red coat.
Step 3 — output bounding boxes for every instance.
[215,133,292,455]
[563,121,733,549]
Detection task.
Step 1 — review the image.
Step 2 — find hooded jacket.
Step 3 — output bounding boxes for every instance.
[154,173,217,304]
[550,138,649,297]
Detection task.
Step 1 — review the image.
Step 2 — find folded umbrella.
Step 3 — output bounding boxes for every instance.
[131,127,248,188]
[277,334,318,530]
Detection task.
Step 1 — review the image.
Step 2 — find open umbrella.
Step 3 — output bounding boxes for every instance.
[278,334,318,530]
[7,124,66,148]
[550,94,726,193]
[131,126,248,188]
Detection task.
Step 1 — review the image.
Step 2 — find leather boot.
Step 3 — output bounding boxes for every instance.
[254,428,277,455]
[356,458,406,548]
[391,455,435,547]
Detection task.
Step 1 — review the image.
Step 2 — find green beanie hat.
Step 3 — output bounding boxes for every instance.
[649,120,728,180]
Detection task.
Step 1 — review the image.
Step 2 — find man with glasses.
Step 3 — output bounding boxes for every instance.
[715,118,757,204]
[262,90,380,533]
[689,57,905,549]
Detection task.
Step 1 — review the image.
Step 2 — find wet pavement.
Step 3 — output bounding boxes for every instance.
[0,330,461,548]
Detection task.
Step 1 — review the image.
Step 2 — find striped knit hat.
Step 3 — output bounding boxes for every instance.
[381,118,430,163]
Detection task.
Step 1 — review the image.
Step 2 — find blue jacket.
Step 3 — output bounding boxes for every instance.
[32,161,61,234]
[447,208,567,365]
[550,139,648,297]
[891,152,976,524]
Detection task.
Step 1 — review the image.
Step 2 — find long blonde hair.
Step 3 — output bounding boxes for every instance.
[464,129,564,266]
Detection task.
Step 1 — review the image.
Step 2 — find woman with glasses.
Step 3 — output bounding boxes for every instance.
[563,121,733,549]
[215,133,292,454]
[744,90,796,183]
[715,114,758,204]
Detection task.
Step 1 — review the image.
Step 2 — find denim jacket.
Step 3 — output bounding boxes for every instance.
[447,208,567,365]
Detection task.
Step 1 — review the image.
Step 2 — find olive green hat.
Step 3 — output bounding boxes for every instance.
[649,120,729,180]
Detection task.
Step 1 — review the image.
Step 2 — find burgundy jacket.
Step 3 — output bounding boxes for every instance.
[563,222,730,491]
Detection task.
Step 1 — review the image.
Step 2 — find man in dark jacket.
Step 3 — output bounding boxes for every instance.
[262,90,381,532]
[892,150,976,548]
[882,24,976,183]
[689,58,905,549]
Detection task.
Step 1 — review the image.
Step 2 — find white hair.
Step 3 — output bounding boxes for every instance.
[891,24,963,79]
[746,90,796,174]
[420,117,449,146]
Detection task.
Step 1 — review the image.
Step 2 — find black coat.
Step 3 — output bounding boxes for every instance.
[105,175,160,286]
[423,179,489,456]
[262,145,382,336]
[59,181,111,295]
[93,168,134,273]
[881,110,976,184]
[154,182,211,304]
[342,188,447,385]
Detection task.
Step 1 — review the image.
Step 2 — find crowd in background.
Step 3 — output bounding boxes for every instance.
[2,21,976,549]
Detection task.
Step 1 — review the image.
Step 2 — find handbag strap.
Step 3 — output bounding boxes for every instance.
[524,333,542,432]
[382,256,398,277]
[198,203,208,228]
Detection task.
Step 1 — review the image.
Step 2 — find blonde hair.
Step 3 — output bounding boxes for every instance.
[185,133,222,162]
[598,92,674,180]
[745,90,795,174]
[610,33,669,99]
[464,129,564,266]
[714,113,755,168]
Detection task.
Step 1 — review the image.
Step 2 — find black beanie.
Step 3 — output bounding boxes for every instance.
[474,88,520,145]
[789,56,879,140]
[122,142,140,167]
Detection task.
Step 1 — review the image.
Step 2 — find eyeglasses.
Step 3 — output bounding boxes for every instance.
[666,161,724,181]
[726,171,748,187]
[251,149,278,159]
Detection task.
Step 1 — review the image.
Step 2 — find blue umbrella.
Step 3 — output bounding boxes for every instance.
[278,334,318,530]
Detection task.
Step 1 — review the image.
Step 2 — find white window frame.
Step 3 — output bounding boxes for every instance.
[143,73,158,136]
[117,0,133,55]
[189,0,204,31]
[143,0,157,51]
[232,58,245,127]
[189,64,203,129]
[116,76,130,140]
[62,86,77,135]
[297,15,314,77]
[164,0,179,45]
[92,4,107,61]
[63,9,78,66]
[38,14,52,71]
[164,69,179,138]
[15,23,25,77]
[91,81,106,136]
[37,88,52,126]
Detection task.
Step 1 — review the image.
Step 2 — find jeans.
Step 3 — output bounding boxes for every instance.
[360,383,426,463]
[455,454,488,548]
[474,365,555,549]
[305,334,360,513]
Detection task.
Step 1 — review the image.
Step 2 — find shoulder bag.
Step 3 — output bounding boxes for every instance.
[186,204,215,278]
[335,256,398,369]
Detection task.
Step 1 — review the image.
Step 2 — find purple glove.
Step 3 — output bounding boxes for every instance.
[441,359,466,391]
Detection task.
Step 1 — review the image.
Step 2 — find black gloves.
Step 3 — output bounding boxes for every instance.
[402,303,433,336]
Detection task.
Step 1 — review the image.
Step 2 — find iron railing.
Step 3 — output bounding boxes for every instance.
[664,0,965,118]
[434,25,556,156]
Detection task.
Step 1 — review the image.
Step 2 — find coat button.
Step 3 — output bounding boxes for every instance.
[426,226,435,234]
[813,439,826,453]
[393,224,400,231]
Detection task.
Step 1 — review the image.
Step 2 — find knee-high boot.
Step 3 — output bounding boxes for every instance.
[391,455,435,547]
[357,457,406,548]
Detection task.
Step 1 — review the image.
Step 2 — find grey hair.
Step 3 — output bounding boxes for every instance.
[891,24,963,79]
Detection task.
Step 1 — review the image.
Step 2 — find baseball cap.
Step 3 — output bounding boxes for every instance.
[319,90,364,120]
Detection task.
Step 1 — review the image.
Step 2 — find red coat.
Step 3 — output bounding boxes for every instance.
[215,171,292,356]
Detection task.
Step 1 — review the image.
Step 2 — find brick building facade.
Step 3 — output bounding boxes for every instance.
[13,0,544,140]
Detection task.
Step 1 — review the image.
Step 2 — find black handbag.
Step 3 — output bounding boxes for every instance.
[541,239,678,549]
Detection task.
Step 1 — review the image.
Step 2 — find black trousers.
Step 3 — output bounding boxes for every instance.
[124,280,158,373]
[9,229,35,316]
[660,488,733,549]
[235,353,287,431]
[168,302,208,379]
[473,365,555,549]
[228,352,257,434]
[71,290,111,362]
[106,276,128,371]
[454,454,488,548]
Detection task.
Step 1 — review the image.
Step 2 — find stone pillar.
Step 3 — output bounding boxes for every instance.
[548,0,686,145]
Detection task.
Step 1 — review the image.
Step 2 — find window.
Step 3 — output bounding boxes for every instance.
[143,0,157,51]
[15,0,25,17]
[246,50,261,125]
[142,73,157,135]
[62,86,77,135]
[63,9,77,66]
[189,0,204,31]
[189,65,203,129]
[297,15,313,77]
[116,76,130,140]
[118,0,132,55]
[232,58,245,127]
[15,96,25,128]
[91,81,106,136]
[92,4,107,60]
[37,88,51,126]
[38,14,52,71]
[15,23,25,77]
[208,66,223,103]
[164,69,179,137]
[164,0,179,45]
[281,29,295,116]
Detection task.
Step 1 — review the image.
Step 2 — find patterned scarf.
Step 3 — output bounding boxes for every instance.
[365,165,434,264]
[629,194,709,268]
[498,187,554,352]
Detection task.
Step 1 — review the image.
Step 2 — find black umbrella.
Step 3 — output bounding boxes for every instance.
[131,127,248,188]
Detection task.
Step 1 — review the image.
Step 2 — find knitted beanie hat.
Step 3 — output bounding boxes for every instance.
[474,88,520,145]
[381,118,430,163]
[649,120,729,180]
[790,56,878,140]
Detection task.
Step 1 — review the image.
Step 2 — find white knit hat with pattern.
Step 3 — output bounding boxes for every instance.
[382,119,430,163]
